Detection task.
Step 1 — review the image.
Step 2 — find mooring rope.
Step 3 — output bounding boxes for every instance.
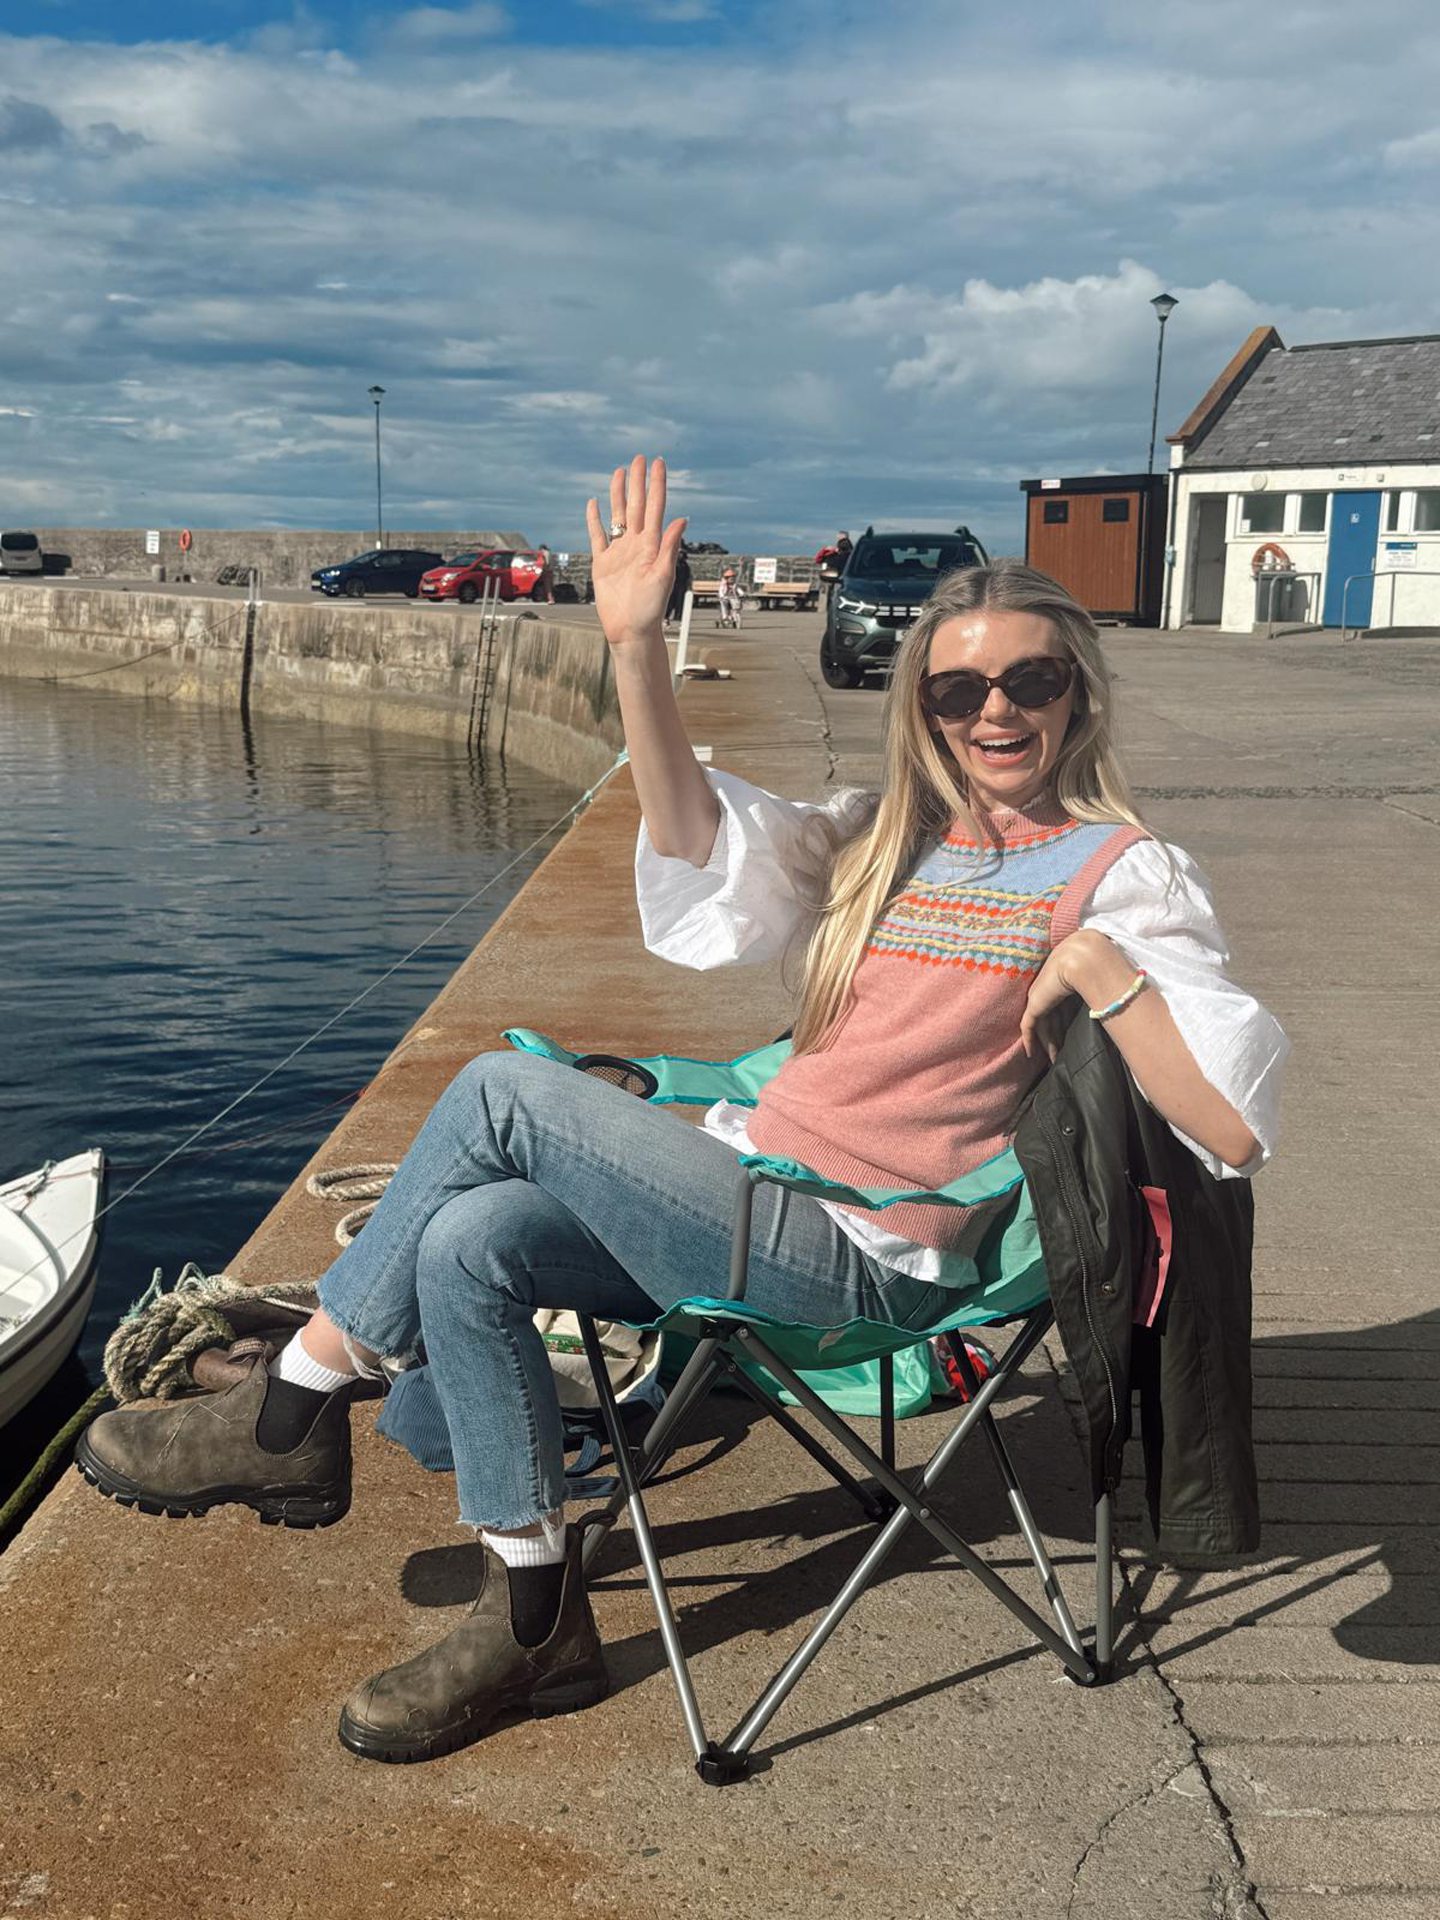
[305,1163,399,1246]
[44,600,249,682]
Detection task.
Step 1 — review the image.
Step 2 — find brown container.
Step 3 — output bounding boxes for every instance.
[1019,474,1168,624]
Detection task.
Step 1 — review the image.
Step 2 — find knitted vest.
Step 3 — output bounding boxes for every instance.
[747,802,1146,1251]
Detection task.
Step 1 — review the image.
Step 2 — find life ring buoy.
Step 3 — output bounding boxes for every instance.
[179,528,193,553]
[1250,541,1291,574]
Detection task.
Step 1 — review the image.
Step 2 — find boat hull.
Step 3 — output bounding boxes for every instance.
[0,1150,106,1429]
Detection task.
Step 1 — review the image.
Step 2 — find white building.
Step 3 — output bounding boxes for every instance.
[1165,328,1440,632]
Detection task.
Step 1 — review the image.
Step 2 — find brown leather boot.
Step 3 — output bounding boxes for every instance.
[75,1356,351,1529]
[338,1530,608,1763]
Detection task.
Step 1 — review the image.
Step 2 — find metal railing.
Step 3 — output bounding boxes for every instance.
[1340,568,1440,640]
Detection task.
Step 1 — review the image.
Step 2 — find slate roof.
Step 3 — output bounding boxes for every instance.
[1186,335,1440,469]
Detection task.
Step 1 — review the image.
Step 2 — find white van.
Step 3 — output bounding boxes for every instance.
[0,531,43,576]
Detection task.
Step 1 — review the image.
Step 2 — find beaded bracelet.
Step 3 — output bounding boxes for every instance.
[1089,968,1150,1023]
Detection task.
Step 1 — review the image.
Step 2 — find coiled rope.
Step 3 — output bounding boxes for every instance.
[101,1265,319,1403]
[305,1164,398,1246]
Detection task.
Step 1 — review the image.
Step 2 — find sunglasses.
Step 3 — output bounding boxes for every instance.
[920,655,1075,721]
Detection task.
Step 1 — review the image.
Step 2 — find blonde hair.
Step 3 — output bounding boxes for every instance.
[792,557,1149,1053]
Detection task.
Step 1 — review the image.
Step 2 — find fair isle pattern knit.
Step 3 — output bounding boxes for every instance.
[748,801,1146,1252]
[868,814,1102,975]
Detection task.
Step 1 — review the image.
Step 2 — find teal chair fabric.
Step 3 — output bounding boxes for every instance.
[503,1029,1052,1415]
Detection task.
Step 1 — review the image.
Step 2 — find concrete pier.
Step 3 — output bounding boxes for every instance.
[1,612,1437,1918]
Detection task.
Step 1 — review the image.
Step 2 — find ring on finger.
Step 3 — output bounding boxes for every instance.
[608,520,626,538]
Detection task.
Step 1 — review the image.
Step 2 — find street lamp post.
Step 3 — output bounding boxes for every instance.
[1146,293,1178,475]
[368,385,386,546]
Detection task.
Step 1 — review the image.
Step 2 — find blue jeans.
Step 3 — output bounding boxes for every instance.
[317,1051,951,1528]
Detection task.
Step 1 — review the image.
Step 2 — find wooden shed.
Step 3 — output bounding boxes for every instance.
[1019,473,1168,624]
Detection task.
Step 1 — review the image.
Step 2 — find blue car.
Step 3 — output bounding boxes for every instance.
[310,548,444,598]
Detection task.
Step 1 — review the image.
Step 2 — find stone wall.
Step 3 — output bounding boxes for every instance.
[0,584,622,786]
[16,526,821,596]
[20,528,529,590]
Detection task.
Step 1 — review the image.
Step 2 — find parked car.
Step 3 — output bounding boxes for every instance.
[820,526,988,688]
[310,548,444,598]
[0,530,44,576]
[419,549,549,604]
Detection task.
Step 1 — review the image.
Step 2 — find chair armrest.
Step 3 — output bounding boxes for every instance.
[504,1027,792,1107]
[738,1148,1024,1212]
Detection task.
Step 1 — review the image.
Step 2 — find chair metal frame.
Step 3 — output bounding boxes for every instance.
[577,1164,1115,1787]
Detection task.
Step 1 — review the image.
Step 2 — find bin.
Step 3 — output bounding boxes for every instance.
[1253,570,1299,632]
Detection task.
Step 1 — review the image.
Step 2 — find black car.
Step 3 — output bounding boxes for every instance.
[820,526,987,687]
[310,548,444,598]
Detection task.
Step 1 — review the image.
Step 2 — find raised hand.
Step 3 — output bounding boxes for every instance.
[585,455,688,650]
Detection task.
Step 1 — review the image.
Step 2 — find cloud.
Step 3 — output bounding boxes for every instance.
[0,95,63,152]
[0,3,1437,548]
[580,0,720,17]
[393,4,510,40]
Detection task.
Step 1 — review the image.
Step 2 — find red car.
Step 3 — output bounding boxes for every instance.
[419,549,550,604]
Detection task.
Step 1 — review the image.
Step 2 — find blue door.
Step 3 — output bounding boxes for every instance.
[1322,491,1381,627]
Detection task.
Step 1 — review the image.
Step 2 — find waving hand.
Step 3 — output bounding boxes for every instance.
[585,455,688,651]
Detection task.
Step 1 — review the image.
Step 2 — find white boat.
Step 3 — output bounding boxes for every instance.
[0,1150,106,1428]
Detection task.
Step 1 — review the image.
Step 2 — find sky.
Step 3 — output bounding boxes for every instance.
[2,0,1439,553]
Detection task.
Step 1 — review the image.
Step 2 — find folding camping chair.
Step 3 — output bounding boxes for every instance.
[503,1028,1115,1787]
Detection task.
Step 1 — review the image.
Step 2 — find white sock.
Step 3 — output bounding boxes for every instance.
[482,1511,567,1567]
[269,1332,354,1394]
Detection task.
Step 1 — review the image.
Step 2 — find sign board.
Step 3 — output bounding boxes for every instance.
[145,529,160,556]
[556,552,570,568]
[1380,541,1418,571]
[1039,478,1062,490]
[752,556,778,585]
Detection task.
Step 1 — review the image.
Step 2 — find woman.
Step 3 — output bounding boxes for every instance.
[77,456,1287,1764]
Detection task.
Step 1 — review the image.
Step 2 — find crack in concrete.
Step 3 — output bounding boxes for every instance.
[1063,1762,1189,1918]
[1036,1330,1273,1919]
[796,650,841,786]
[1146,1661,1274,1920]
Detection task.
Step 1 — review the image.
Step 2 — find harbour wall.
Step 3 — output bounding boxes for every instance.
[0,584,622,786]
[15,526,821,595]
[19,526,530,590]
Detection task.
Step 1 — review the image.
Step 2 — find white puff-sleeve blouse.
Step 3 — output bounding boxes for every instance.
[635,768,1289,1283]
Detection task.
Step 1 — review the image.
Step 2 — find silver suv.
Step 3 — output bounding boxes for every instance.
[0,530,43,576]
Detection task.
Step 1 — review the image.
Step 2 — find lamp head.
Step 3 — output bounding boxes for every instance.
[368,385,386,403]
[1150,292,1178,323]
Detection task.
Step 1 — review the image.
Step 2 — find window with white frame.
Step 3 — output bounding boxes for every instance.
[1297,494,1327,533]
[1384,492,1404,533]
[1239,491,1285,534]
[1415,490,1440,533]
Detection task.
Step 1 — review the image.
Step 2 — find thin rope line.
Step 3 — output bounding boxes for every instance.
[4,750,630,1289]
[44,602,249,682]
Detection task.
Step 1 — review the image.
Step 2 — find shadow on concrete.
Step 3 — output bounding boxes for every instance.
[383,1303,1436,1766]
[1122,1306,1440,1670]
[395,1366,1093,1765]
